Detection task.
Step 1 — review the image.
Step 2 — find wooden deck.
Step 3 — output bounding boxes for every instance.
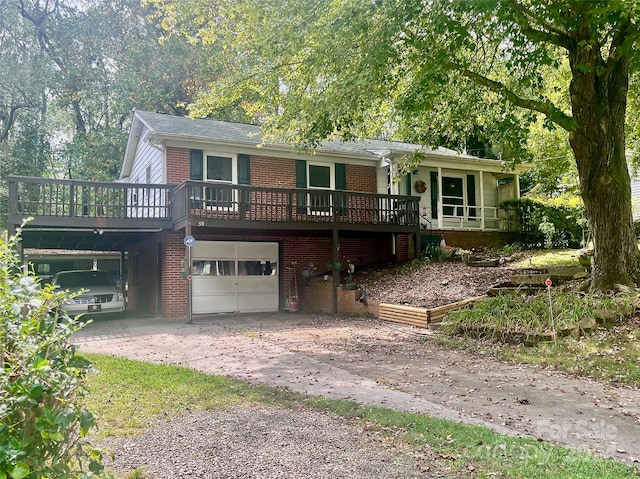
[8,176,421,249]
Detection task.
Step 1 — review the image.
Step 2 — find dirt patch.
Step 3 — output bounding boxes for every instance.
[357,261,513,308]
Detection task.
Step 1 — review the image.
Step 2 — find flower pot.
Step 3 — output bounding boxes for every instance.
[578,256,592,267]
[343,283,358,290]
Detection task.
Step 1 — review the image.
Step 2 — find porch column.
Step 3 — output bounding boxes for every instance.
[515,174,521,198]
[437,167,443,230]
[479,171,485,231]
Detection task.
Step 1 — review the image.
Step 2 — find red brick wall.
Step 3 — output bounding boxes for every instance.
[251,156,296,188]
[301,279,369,316]
[346,164,377,192]
[164,149,377,193]
[162,234,187,318]
[166,147,190,184]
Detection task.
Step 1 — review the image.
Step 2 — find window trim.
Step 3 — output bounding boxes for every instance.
[198,152,238,211]
[441,173,466,218]
[204,153,237,184]
[306,162,334,215]
[307,162,334,189]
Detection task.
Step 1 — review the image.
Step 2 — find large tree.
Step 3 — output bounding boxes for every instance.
[157,0,640,291]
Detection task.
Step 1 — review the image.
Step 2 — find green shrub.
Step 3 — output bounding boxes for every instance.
[500,198,586,248]
[0,230,107,479]
[442,291,633,342]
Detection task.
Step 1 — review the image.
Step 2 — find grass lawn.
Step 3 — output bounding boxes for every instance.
[510,248,584,268]
[84,353,638,479]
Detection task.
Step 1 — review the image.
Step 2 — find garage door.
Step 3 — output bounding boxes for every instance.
[191,241,279,314]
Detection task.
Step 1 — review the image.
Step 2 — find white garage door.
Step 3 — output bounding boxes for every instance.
[191,241,279,314]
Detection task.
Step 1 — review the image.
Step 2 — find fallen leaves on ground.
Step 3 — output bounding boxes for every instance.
[356,260,514,308]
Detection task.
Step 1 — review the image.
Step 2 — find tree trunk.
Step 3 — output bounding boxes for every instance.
[568,30,640,290]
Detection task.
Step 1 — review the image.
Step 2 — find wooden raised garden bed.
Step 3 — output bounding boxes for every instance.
[378,296,487,329]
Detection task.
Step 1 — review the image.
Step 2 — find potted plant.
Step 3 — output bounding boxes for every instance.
[578,249,593,267]
[328,261,343,271]
[288,295,299,312]
[343,260,357,290]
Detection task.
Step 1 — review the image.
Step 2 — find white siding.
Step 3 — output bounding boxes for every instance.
[126,128,167,217]
[376,166,389,195]
[482,174,498,209]
[129,128,164,185]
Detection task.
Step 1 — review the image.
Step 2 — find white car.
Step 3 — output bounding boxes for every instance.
[52,269,126,316]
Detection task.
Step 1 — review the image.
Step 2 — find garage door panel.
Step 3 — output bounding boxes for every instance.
[193,241,236,259]
[237,242,278,259]
[191,241,279,314]
[193,277,237,295]
[237,292,279,312]
[237,277,278,294]
[193,294,236,313]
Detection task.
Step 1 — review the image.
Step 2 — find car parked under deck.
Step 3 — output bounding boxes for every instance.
[52,269,126,316]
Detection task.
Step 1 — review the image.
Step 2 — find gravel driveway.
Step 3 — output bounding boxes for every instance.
[73,312,640,477]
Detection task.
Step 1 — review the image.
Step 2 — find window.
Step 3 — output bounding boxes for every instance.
[308,163,333,214]
[238,260,277,276]
[309,164,331,188]
[191,153,237,209]
[192,260,236,276]
[206,155,233,182]
[442,176,464,217]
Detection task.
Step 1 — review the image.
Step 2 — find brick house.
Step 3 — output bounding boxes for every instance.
[8,110,527,318]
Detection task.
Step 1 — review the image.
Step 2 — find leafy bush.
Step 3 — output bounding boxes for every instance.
[500,198,586,248]
[0,231,107,479]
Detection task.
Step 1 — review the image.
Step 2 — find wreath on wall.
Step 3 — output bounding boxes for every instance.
[415,180,427,194]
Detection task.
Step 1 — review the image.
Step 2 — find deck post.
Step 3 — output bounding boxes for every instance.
[480,171,485,231]
[332,227,339,315]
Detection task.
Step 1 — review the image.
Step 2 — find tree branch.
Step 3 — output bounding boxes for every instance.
[603,17,636,80]
[509,0,572,49]
[450,62,576,131]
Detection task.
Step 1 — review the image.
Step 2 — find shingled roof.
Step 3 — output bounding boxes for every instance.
[132,110,479,158]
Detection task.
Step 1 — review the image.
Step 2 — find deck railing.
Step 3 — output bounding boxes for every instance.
[9,176,173,221]
[9,177,420,230]
[172,181,420,227]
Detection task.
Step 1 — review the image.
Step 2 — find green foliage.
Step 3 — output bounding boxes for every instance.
[443,290,633,341]
[500,197,585,248]
[153,0,640,290]
[0,230,107,478]
[422,242,444,261]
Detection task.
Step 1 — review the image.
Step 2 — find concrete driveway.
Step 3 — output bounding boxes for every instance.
[72,312,640,464]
